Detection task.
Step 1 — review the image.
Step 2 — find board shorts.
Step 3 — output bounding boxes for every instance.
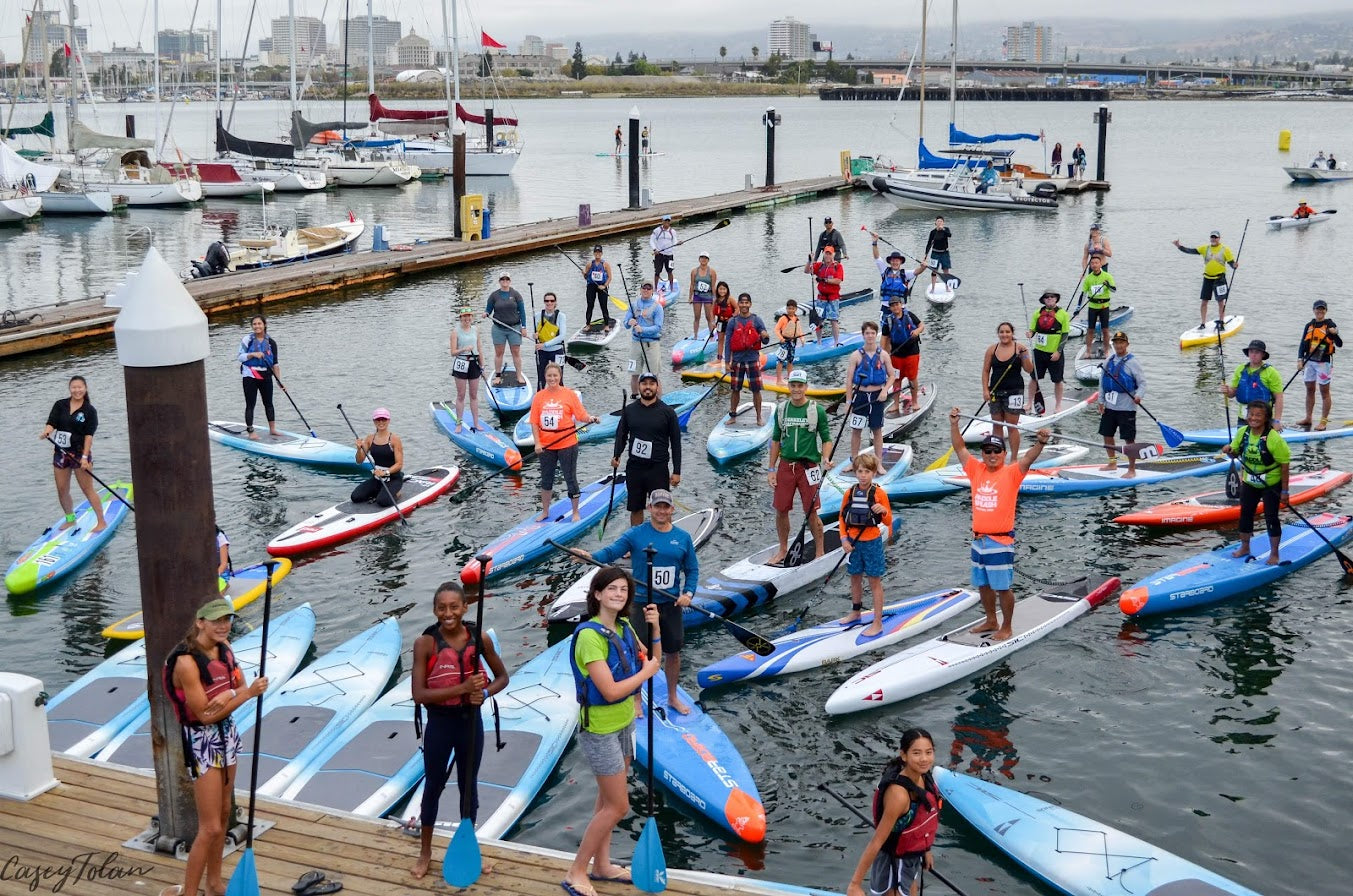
[1033,349,1065,384]
[993,391,1026,415]
[775,341,798,367]
[929,250,952,270]
[451,354,482,381]
[1098,408,1137,442]
[538,444,580,497]
[891,353,920,385]
[186,718,241,780]
[1304,361,1333,386]
[653,253,674,279]
[579,722,635,777]
[630,600,685,653]
[630,339,658,371]
[971,535,1015,591]
[691,290,713,305]
[1086,305,1111,336]
[869,852,925,896]
[1200,276,1229,303]
[818,299,841,322]
[850,392,887,431]
[53,447,88,470]
[491,324,523,347]
[845,535,885,578]
[625,461,670,513]
[730,359,762,393]
[774,459,822,514]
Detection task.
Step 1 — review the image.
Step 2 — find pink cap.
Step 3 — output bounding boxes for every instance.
[372,407,391,420]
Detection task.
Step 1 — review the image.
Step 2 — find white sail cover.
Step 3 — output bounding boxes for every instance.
[0,142,60,191]
[72,120,154,152]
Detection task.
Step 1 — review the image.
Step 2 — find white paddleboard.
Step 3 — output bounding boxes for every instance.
[963,391,1099,444]
[1179,314,1244,348]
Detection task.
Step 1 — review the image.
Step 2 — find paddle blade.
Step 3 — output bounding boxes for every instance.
[1225,465,1241,500]
[633,816,668,893]
[443,820,481,887]
[565,355,587,372]
[224,848,258,896]
[1338,550,1353,577]
[728,621,776,657]
[1158,422,1186,448]
[780,264,802,273]
[1031,388,1046,417]
[924,447,955,472]
[1122,442,1166,461]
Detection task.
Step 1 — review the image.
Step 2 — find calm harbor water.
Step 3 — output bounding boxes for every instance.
[6,96,1353,893]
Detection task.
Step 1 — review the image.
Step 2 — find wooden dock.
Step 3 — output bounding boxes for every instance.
[0,176,849,362]
[0,755,825,896]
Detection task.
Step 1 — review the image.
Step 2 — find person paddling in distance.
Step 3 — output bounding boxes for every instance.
[1050,142,1063,176]
[624,282,665,396]
[534,292,569,391]
[564,567,662,896]
[1097,331,1147,477]
[914,216,954,290]
[948,409,1050,641]
[711,281,736,365]
[40,374,106,532]
[1296,299,1342,431]
[583,246,615,333]
[882,297,925,418]
[769,370,835,564]
[162,598,267,896]
[613,125,623,153]
[1222,340,1285,431]
[773,299,806,384]
[613,371,682,526]
[576,489,698,714]
[846,728,942,896]
[1079,252,1117,360]
[531,363,601,522]
[1221,401,1291,566]
[725,292,771,426]
[980,323,1036,460]
[805,244,846,347]
[410,582,509,880]
[1292,200,1316,220]
[843,321,897,460]
[1080,222,1113,271]
[238,314,284,440]
[485,274,528,386]
[839,453,893,638]
[650,215,678,291]
[449,306,485,433]
[351,408,404,506]
[689,252,718,338]
[872,243,913,322]
[1173,230,1237,331]
[1027,288,1071,413]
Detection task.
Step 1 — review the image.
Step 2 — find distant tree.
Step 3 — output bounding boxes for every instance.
[50,49,67,78]
[752,45,760,62]
[845,52,854,61]
[1119,54,1128,64]
[614,52,623,65]
[720,46,727,65]
[478,52,494,78]
[570,42,586,80]
[765,50,783,77]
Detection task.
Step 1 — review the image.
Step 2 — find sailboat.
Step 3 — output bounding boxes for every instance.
[363,0,521,176]
[0,177,43,224]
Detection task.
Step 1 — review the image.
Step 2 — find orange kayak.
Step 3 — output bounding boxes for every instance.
[1113,468,1350,526]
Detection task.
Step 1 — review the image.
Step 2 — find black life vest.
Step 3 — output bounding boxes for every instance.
[843,484,883,529]
[873,764,943,858]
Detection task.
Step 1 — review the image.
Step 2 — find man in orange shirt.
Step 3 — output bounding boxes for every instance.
[948,407,1050,641]
[530,363,600,521]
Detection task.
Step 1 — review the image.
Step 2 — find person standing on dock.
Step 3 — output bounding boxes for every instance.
[650,215,678,291]
[689,252,718,339]
[583,246,615,332]
[1071,143,1087,179]
[725,292,771,426]
[1051,141,1063,176]
[1173,230,1237,331]
[1080,223,1113,270]
[914,217,953,292]
[485,274,527,386]
[40,375,107,533]
[806,245,845,347]
[238,315,283,440]
[613,370,683,526]
[1296,300,1341,431]
[816,216,847,260]
[624,283,665,396]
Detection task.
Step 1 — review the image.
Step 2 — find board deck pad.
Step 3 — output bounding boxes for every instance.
[46,675,144,753]
[942,592,1079,647]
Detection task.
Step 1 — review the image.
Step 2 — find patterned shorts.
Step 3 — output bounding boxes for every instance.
[186,718,241,779]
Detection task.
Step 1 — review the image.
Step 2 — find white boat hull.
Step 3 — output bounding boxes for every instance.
[201,179,274,198]
[1266,210,1336,229]
[1283,166,1353,183]
[871,174,1058,212]
[293,155,417,187]
[36,189,115,214]
[0,194,43,222]
[227,160,329,192]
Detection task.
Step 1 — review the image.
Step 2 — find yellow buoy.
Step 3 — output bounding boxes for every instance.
[1278,129,1292,152]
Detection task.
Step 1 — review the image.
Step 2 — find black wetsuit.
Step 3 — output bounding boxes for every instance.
[614,398,682,512]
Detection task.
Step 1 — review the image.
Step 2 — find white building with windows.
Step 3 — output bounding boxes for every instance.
[768,17,812,61]
[395,30,431,68]
[268,16,327,67]
[341,15,401,69]
[1003,21,1053,63]
[519,35,544,56]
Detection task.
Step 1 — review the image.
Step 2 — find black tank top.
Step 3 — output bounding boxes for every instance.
[368,439,399,477]
[988,345,1025,393]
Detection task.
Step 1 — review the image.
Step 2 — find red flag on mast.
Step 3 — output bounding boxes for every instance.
[480,30,506,49]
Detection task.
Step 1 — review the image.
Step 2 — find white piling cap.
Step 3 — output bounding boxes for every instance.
[111,247,210,367]
[629,105,641,119]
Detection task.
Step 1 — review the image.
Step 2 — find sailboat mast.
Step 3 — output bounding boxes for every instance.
[67,0,77,152]
[918,0,927,144]
[153,0,161,155]
[35,0,53,154]
[287,0,297,108]
[450,0,461,107]
[440,0,453,119]
[366,0,375,97]
[215,0,222,124]
[949,0,957,128]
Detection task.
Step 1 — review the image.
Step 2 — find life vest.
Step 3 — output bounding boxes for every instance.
[714,298,735,323]
[854,348,888,388]
[424,623,479,708]
[241,335,273,372]
[1101,353,1137,394]
[880,268,908,301]
[587,259,607,284]
[887,312,917,353]
[1237,428,1281,488]
[1234,364,1274,406]
[164,643,242,727]
[537,310,561,344]
[843,484,882,529]
[873,765,943,858]
[814,262,843,299]
[729,316,762,353]
[570,619,642,727]
[1034,307,1060,335]
[1304,322,1337,361]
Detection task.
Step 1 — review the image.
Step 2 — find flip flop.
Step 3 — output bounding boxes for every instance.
[561,881,597,896]
[588,867,633,883]
[292,871,325,893]
[299,881,343,896]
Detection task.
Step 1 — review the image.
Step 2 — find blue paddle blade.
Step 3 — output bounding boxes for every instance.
[1159,422,1186,448]
[224,848,258,896]
[443,820,481,887]
[633,816,668,893]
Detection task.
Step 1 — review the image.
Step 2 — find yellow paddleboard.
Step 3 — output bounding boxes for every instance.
[101,557,293,640]
[762,380,846,398]
[1180,315,1244,348]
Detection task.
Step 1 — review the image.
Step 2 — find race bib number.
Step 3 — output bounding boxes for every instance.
[1104,391,1119,405]
[52,430,72,449]
[632,438,654,460]
[1245,470,1267,488]
[541,411,563,431]
[1090,284,1104,296]
[696,281,711,293]
[1214,283,1228,298]
[650,566,676,591]
[1006,394,1025,411]
[452,356,470,374]
[776,346,789,361]
[1033,333,1052,349]
[590,271,605,283]
[805,465,823,486]
[848,413,868,430]
[553,353,565,367]
[627,359,637,372]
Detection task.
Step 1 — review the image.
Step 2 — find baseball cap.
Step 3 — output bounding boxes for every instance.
[1314,300,1329,309]
[1209,230,1221,238]
[647,489,674,506]
[822,245,836,253]
[889,296,904,305]
[661,214,672,221]
[787,370,809,384]
[638,370,659,382]
[197,598,237,621]
[641,281,654,289]
[979,434,1005,452]
[699,251,710,259]
[498,273,511,281]
[457,306,473,316]
[1111,330,1129,343]
[592,245,603,252]
[824,216,833,223]
[886,251,904,262]
[1089,222,1101,230]
[372,407,391,420]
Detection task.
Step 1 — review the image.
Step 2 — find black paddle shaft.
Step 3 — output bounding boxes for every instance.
[243,562,276,847]
[270,373,315,437]
[643,544,658,818]
[45,436,135,512]
[785,404,851,566]
[336,404,407,524]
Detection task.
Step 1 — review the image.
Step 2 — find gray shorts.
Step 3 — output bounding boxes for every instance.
[630,339,658,372]
[868,852,924,896]
[578,722,635,777]
[492,325,523,347]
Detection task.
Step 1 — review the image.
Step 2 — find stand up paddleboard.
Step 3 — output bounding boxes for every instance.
[208,422,363,469]
[102,558,293,640]
[6,481,133,594]
[1180,315,1244,348]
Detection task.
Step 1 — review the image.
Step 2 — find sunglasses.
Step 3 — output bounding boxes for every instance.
[544,298,557,302]
[980,446,1003,455]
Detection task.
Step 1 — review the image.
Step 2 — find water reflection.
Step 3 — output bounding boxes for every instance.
[948,664,1020,779]
[1202,601,1297,747]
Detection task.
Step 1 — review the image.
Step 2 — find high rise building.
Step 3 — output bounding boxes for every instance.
[519,35,544,56]
[269,16,327,67]
[158,29,212,62]
[23,9,88,66]
[340,15,402,68]
[768,17,812,61]
[1003,21,1053,63]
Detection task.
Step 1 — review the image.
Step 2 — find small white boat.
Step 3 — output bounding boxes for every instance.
[186,219,364,277]
[1266,209,1337,229]
[870,148,1058,213]
[184,161,275,198]
[1,143,116,215]
[1283,165,1353,183]
[0,186,42,223]
[230,161,328,192]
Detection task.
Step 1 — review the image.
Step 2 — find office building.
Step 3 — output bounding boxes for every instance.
[341,15,401,68]
[23,9,88,66]
[158,29,212,62]
[269,16,327,67]
[1004,21,1053,63]
[519,35,544,56]
[768,17,812,61]
[395,29,431,68]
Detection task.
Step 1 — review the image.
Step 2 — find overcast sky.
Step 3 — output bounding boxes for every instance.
[0,0,1347,64]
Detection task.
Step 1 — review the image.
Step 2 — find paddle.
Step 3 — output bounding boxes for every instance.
[599,391,628,539]
[449,422,583,503]
[1063,259,1093,323]
[861,226,962,288]
[1018,283,1047,417]
[1229,456,1353,576]
[618,266,657,382]
[785,518,858,633]
[955,413,1167,461]
[784,405,851,568]
[265,373,316,437]
[337,404,407,525]
[490,313,586,372]
[1217,219,1249,500]
[669,216,731,250]
[1099,364,1186,448]
[923,356,1020,471]
[44,437,136,512]
[634,546,668,894]
[817,782,973,896]
[444,553,491,887]
[552,541,776,656]
[224,560,275,896]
